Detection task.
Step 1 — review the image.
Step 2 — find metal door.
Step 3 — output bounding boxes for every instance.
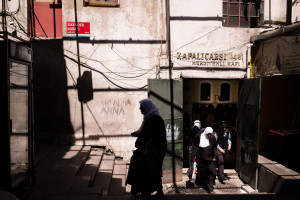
[9,61,31,188]
[148,79,183,184]
[0,40,33,190]
[237,78,261,189]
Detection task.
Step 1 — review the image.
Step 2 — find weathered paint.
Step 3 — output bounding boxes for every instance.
[31,0,299,163]
[61,0,258,161]
[0,0,29,40]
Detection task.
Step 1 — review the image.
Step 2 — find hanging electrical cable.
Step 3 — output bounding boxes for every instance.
[65,48,157,79]
[64,54,148,90]
[172,26,222,52]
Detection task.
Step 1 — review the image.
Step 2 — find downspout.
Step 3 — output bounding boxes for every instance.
[31,0,36,37]
[2,0,7,32]
[287,0,292,25]
[74,0,85,145]
[166,0,177,189]
[269,0,271,27]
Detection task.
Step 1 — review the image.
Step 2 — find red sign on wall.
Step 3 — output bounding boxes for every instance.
[66,22,90,37]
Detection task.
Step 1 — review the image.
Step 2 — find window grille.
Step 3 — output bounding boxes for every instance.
[223,0,263,28]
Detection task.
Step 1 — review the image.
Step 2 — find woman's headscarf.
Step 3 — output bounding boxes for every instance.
[136,99,161,134]
[140,99,161,121]
[199,127,213,148]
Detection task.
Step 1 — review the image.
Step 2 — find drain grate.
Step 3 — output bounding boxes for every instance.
[166,186,243,195]
[166,187,208,194]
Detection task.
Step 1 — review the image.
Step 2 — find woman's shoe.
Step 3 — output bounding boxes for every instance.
[155,190,164,197]
[136,193,151,199]
[219,177,226,184]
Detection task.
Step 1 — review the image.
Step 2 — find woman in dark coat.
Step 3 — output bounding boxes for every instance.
[127,99,167,199]
[194,127,217,193]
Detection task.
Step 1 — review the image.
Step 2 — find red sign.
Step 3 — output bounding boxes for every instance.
[66,22,90,37]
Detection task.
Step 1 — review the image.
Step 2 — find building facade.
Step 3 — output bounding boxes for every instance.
[1,0,33,192]
[1,0,300,192]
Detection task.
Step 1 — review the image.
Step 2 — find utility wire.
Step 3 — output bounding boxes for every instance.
[65,49,156,79]
[64,54,148,90]
[172,26,222,52]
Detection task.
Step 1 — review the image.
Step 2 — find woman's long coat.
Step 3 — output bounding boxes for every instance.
[127,114,167,194]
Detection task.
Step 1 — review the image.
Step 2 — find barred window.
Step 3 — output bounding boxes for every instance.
[223,0,263,28]
[219,82,231,102]
[199,82,212,102]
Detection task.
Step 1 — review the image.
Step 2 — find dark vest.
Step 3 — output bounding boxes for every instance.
[217,129,229,149]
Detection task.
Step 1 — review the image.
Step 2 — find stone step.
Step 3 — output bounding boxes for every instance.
[37,145,92,176]
[109,159,128,195]
[93,153,116,196]
[77,149,104,186]
[67,186,102,195]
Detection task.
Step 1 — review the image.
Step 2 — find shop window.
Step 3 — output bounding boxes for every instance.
[199,82,212,102]
[219,82,231,102]
[222,0,263,28]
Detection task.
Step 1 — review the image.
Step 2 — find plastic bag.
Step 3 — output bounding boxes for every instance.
[191,157,197,183]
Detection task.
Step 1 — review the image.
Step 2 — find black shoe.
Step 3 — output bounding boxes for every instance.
[186,180,195,188]
[154,191,164,199]
[136,193,151,199]
[219,177,226,184]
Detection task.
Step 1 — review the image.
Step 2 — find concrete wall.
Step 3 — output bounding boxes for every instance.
[264,0,300,25]
[56,0,264,160]
[61,0,167,159]
[292,1,300,22]
[162,0,262,79]
[0,0,29,40]
[33,0,297,162]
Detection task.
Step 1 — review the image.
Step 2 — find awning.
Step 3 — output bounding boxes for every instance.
[250,22,300,76]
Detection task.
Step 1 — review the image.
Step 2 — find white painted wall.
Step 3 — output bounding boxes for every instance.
[60,0,269,160]
[170,0,222,17]
[162,0,262,80]
[292,1,300,23]
[0,0,29,40]
[62,0,167,159]
[264,0,300,24]
[264,0,287,24]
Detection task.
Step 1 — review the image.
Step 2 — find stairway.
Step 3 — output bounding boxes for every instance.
[28,144,280,200]
[29,145,132,200]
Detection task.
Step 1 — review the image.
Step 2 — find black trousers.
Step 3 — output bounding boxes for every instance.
[216,150,225,178]
[195,162,216,193]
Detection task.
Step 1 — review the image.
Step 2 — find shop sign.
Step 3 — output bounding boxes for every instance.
[175,52,244,68]
[66,22,90,37]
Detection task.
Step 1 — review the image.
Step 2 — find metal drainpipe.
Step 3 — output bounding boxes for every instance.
[269,0,271,27]
[74,0,85,145]
[166,0,176,188]
[287,0,292,25]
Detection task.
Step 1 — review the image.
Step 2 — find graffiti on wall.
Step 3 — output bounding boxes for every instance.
[100,98,132,116]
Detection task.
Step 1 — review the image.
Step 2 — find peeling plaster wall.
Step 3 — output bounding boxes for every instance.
[60,0,264,159]
[292,1,300,23]
[0,0,29,40]
[62,0,167,160]
[264,0,287,23]
[159,0,262,80]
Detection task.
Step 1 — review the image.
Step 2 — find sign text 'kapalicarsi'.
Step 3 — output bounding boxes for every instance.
[176,52,243,67]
